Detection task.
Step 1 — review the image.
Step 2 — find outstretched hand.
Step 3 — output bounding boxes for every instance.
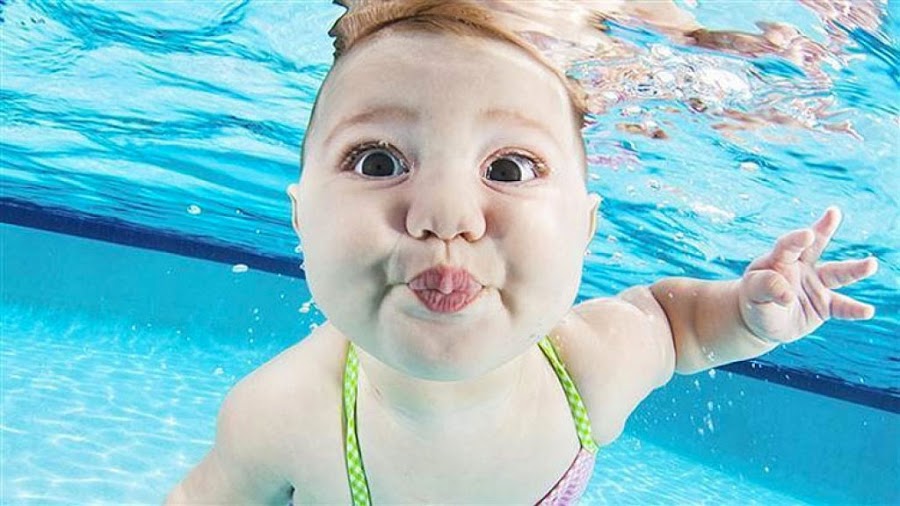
[738,207,878,344]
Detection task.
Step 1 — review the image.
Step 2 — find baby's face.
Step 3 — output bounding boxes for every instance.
[290,31,599,380]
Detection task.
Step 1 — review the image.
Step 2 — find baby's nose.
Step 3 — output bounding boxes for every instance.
[405,175,486,243]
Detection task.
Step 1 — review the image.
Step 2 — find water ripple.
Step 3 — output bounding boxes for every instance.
[0,0,897,450]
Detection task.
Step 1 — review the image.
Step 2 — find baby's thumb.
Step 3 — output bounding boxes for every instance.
[743,270,794,306]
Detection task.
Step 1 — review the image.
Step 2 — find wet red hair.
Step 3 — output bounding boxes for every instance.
[327,0,589,126]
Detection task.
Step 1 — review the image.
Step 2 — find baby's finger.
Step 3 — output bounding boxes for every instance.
[769,228,815,266]
[743,270,794,305]
[817,257,879,289]
[830,292,876,320]
[800,206,842,264]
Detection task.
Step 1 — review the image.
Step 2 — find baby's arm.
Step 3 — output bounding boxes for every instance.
[568,208,877,445]
[649,207,877,374]
[164,375,293,505]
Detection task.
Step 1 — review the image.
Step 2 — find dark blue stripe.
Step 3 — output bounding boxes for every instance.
[0,197,304,279]
[3,197,897,413]
[721,361,899,414]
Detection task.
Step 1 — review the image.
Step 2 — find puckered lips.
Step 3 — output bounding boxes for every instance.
[407,265,484,314]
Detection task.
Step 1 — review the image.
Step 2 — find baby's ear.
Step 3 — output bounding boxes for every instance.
[287,184,303,240]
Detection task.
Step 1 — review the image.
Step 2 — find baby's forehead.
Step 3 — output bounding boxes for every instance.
[300,30,589,179]
[313,31,577,136]
[329,31,557,89]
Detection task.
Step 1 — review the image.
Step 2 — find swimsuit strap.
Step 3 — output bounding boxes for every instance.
[343,343,372,506]
[537,336,599,454]
[342,337,597,506]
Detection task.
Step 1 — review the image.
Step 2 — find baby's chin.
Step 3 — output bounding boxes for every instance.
[381,336,523,382]
[369,295,535,381]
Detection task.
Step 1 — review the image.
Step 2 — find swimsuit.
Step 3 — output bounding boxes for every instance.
[342,337,598,505]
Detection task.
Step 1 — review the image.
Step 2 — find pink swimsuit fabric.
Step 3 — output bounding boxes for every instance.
[535,447,596,505]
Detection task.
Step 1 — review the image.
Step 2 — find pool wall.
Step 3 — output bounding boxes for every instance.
[2,222,897,504]
[1,223,307,345]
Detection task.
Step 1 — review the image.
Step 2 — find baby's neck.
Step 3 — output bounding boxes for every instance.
[355,346,542,436]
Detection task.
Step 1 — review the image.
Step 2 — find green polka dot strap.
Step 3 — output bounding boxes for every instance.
[537,336,599,454]
[343,343,372,506]
[342,337,597,505]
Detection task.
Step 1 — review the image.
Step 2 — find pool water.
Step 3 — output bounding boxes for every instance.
[3,224,896,504]
[2,0,898,504]
[1,293,804,505]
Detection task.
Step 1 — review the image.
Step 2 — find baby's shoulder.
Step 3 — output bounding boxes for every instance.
[235,321,348,429]
[220,322,350,495]
[239,321,347,403]
[548,294,672,446]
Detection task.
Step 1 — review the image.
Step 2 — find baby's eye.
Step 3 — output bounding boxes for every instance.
[485,153,545,183]
[349,147,407,178]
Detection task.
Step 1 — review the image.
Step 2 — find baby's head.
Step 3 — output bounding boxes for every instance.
[289,0,601,380]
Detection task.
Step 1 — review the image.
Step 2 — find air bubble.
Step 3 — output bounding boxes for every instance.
[232,264,249,274]
[186,204,202,215]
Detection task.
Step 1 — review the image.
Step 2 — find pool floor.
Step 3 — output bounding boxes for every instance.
[2,302,809,505]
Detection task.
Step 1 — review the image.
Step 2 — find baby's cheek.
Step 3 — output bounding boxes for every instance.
[305,210,392,292]
[312,226,381,279]
[516,214,584,302]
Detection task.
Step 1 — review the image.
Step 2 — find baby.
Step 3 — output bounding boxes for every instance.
[166,1,879,504]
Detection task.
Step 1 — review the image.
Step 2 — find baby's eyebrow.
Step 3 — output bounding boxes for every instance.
[324,104,419,146]
[479,108,558,146]
[323,103,560,149]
